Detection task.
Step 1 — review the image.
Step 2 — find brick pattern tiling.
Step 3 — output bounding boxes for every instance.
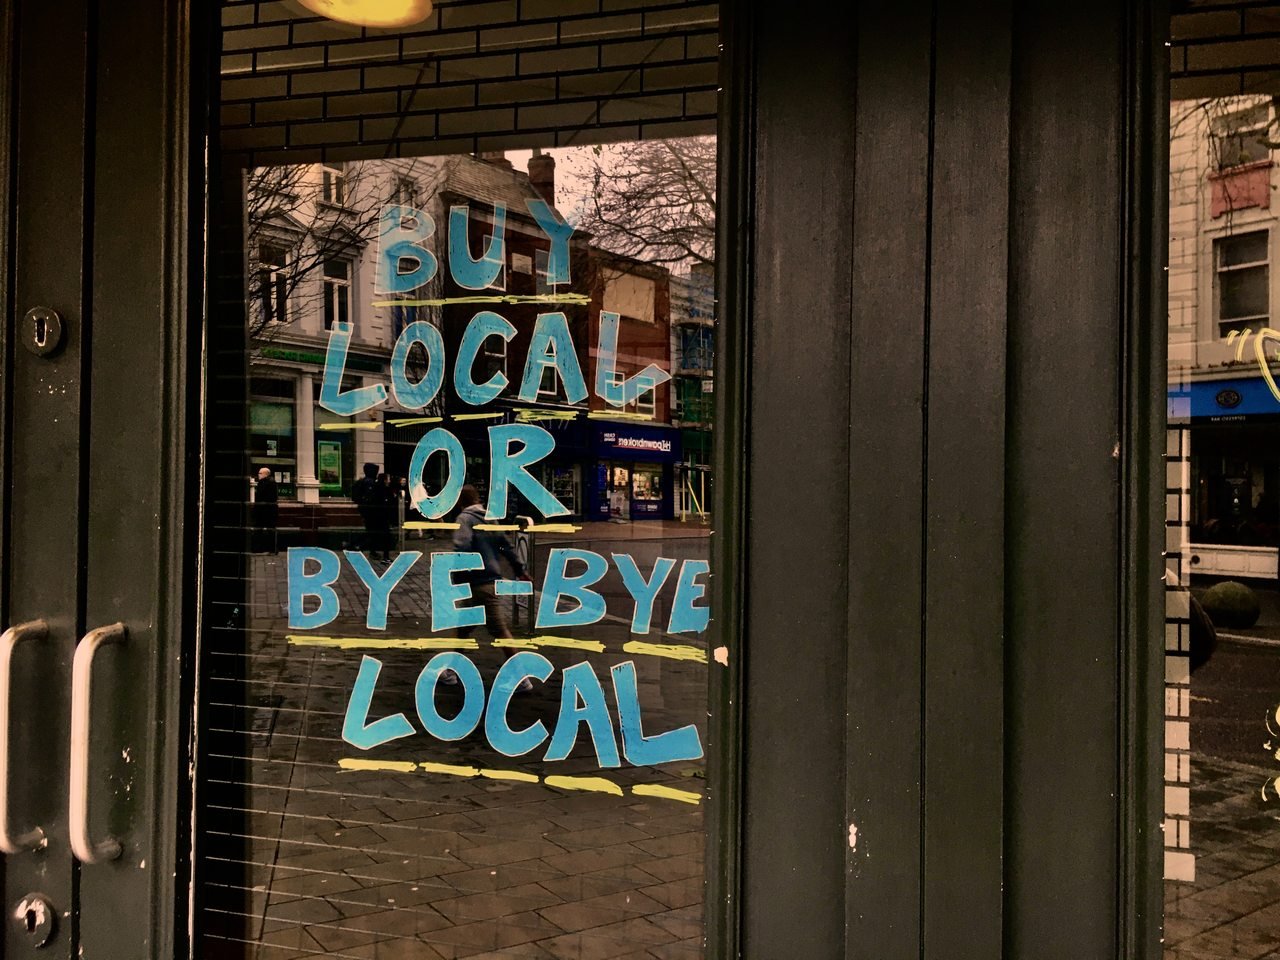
[203,540,709,959]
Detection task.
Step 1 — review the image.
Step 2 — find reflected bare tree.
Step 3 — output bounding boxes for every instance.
[576,137,716,269]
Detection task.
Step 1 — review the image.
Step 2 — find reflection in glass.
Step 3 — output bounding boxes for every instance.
[202,139,716,959]
[1165,93,1280,959]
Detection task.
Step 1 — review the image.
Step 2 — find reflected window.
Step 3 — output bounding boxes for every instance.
[322,259,351,331]
[256,242,290,325]
[1215,230,1269,337]
[320,161,346,205]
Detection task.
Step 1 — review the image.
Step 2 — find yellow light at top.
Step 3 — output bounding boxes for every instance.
[295,0,434,28]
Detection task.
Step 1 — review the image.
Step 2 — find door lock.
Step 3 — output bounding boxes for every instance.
[12,894,54,948]
[21,307,63,358]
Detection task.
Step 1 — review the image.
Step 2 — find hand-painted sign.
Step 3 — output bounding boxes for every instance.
[286,200,707,786]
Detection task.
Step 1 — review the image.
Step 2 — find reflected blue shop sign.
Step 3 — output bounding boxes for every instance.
[1169,376,1280,420]
[593,422,682,461]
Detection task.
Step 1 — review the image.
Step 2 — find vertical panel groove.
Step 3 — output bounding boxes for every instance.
[845,3,931,956]
[922,1,1011,956]
[743,1,855,955]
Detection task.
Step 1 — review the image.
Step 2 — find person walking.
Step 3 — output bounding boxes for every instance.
[352,462,392,564]
[451,484,533,691]
[251,467,278,554]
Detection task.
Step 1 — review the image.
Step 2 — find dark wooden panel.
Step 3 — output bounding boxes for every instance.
[78,0,195,954]
[5,0,90,954]
[923,1,1011,955]
[1005,3,1124,957]
[740,0,856,955]
[844,3,931,957]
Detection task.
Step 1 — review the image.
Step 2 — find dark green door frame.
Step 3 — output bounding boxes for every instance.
[0,0,201,957]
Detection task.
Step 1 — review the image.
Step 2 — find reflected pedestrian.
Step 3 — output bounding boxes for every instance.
[251,467,278,554]
[352,462,392,564]
[450,484,532,691]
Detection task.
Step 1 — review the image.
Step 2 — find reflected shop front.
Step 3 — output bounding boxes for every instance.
[11,1,1280,959]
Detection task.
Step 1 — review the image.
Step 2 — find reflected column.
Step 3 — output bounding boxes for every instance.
[295,370,320,503]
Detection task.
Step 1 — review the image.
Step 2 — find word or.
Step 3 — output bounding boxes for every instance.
[342,652,704,769]
[288,547,710,635]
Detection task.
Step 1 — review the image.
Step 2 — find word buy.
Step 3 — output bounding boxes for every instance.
[289,547,710,635]
[321,200,673,521]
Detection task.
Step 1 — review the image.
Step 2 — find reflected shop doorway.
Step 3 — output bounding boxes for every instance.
[200,2,720,957]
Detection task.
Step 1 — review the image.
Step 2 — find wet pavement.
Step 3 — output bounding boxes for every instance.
[1167,584,1280,959]
[201,523,712,960]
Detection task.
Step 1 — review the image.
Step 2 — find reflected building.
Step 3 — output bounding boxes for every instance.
[671,263,715,520]
[244,150,683,539]
[1169,95,1280,581]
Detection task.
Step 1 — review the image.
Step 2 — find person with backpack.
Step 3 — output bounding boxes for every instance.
[448,484,533,691]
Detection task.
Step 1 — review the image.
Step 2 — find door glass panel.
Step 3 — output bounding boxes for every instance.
[201,4,719,958]
[1165,13,1280,956]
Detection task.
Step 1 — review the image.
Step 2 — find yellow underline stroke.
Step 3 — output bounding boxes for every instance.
[544,775,624,796]
[503,635,608,653]
[287,635,479,651]
[403,521,460,530]
[386,416,443,426]
[338,758,417,773]
[525,523,582,533]
[586,410,656,421]
[336,759,699,804]
[632,783,703,805]
[453,412,504,421]
[515,407,580,421]
[289,634,700,659]
[418,761,481,777]
[316,421,380,430]
[621,641,707,663]
[370,294,590,308]
[474,523,521,531]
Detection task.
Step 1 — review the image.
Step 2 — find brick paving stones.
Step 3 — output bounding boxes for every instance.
[203,534,711,960]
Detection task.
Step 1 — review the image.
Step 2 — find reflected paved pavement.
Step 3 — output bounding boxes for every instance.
[204,527,711,960]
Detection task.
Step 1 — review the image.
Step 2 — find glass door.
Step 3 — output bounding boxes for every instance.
[197,4,721,957]
[1163,8,1280,958]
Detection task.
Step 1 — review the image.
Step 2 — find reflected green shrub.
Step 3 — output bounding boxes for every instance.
[1200,580,1262,629]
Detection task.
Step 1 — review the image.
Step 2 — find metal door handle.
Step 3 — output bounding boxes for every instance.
[69,623,126,863]
[0,620,48,853]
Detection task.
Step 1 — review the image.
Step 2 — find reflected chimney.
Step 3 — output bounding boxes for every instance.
[477,150,512,169]
[528,148,556,206]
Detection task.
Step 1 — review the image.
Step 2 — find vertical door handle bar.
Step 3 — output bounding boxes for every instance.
[69,622,126,863]
[0,620,48,853]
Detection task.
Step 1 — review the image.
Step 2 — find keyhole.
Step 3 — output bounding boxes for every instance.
[33,316,46,348]
[23,908,35,934]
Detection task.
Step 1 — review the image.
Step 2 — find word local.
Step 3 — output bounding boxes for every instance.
[320,200,674,521]
[343,652,704,767]
[290,547,709,634]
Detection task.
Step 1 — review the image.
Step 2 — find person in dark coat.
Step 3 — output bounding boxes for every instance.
[352,462,392,563]
[251,467,279,554]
